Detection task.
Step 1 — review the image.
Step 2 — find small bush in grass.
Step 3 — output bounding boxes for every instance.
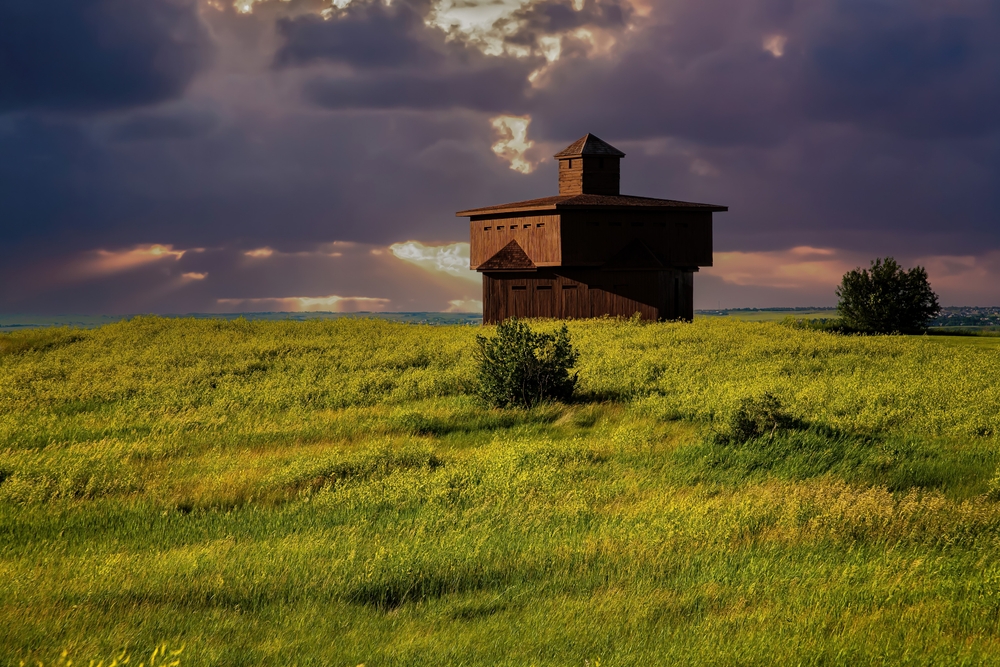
[727,393,791,443]
[474,318,578,408]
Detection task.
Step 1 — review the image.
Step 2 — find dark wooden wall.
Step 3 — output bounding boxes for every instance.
[482,269,694,324]
[470,215,561,268]
[558,156,620,196]
[471,209,712,269]
[560,210,712,268]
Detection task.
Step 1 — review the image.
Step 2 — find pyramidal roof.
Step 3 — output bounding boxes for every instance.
[476,240,536,271]
[553,133,626,159]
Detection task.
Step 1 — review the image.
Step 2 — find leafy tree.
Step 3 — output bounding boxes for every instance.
[836,257,940,334]
[474,318,579,408]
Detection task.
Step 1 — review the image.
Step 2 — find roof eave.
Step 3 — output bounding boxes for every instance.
[456,204,560,217]
[457,200,729,217]
[475,267,538,272]
[554,203,729,212]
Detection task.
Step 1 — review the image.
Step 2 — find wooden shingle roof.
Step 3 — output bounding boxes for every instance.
[457,193,728,217]
[476,240,536,271]
[554,134,626,158]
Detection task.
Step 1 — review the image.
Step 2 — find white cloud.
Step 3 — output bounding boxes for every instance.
[389,241,479,283]
[690,158,719,177]
[490,115,536,174]
[763,34,787,57]
[233,0,293,14]
[446,298,483,312]
[428,0,528,55]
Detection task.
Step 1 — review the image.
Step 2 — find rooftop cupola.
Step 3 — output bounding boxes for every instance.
[554,133,626,196]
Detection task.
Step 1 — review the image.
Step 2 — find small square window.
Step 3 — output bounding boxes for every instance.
[523,224,530,229]
[537,285,552,291]
[511,285,527,291]
[536,223,545,228]
[497,225,505,230]
[632,222,644,227]
[483,226,492,231]
[562,284,577,290]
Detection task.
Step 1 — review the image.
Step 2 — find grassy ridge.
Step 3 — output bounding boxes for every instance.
[3,317,1000,665]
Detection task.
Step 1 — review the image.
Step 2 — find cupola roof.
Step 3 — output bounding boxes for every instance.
[553,133,626,159]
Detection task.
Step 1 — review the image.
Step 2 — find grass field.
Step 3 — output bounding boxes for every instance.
[3,317,1000,665]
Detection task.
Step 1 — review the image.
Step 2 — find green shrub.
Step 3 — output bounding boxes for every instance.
[473,319,578,408]
[727,392,791,443]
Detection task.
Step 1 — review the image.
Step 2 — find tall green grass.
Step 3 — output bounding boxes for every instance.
[3,317,1000,665]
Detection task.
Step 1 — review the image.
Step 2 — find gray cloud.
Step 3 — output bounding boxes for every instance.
[4,0,1000,312]
[303,65,533,111]
[0,0,213,113]
[107,107,220,142]
[497,0,631,47]
[275,0,444,69]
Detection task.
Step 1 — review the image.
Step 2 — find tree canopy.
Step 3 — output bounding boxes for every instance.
[836,257,941,334]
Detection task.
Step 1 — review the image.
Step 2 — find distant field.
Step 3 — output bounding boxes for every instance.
[0,311,482,331]
[922,334,1000,347]
[4,317,1000,665]
[698,307,1000,334]
[696,308,836,322]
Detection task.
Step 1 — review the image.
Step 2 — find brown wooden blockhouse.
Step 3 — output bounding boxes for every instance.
[457,134,728,324]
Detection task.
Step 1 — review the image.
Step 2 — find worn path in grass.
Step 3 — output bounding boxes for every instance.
[3,317,1000,665]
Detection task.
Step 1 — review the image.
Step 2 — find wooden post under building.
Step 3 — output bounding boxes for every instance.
[457,133,728,324]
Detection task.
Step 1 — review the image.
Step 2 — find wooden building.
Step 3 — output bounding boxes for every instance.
[457,134,728,324]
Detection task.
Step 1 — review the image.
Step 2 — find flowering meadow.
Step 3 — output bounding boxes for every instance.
[3,317,1000,665]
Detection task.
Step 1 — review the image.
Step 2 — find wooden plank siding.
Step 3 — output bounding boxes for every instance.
[558,156,620,196]
[482,269,694,324]
[559,210,712,268]
[470,215,561,268]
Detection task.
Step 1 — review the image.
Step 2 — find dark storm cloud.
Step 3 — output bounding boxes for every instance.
[500,0,1000,259]
[274,0,443,68]
[497,0,630,48]
[276,0,535,111]
[0,105,533,263]
[5,0,1000,313]
[0,0,213,113]
[304,65,532,111]
[108,107,219,142]
[0,117,96,246]
[799,3,1000,139]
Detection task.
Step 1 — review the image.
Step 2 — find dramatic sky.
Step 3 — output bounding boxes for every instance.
[3,0,1000,313]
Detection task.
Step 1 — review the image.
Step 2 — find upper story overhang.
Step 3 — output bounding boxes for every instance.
[457,193,728,219]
